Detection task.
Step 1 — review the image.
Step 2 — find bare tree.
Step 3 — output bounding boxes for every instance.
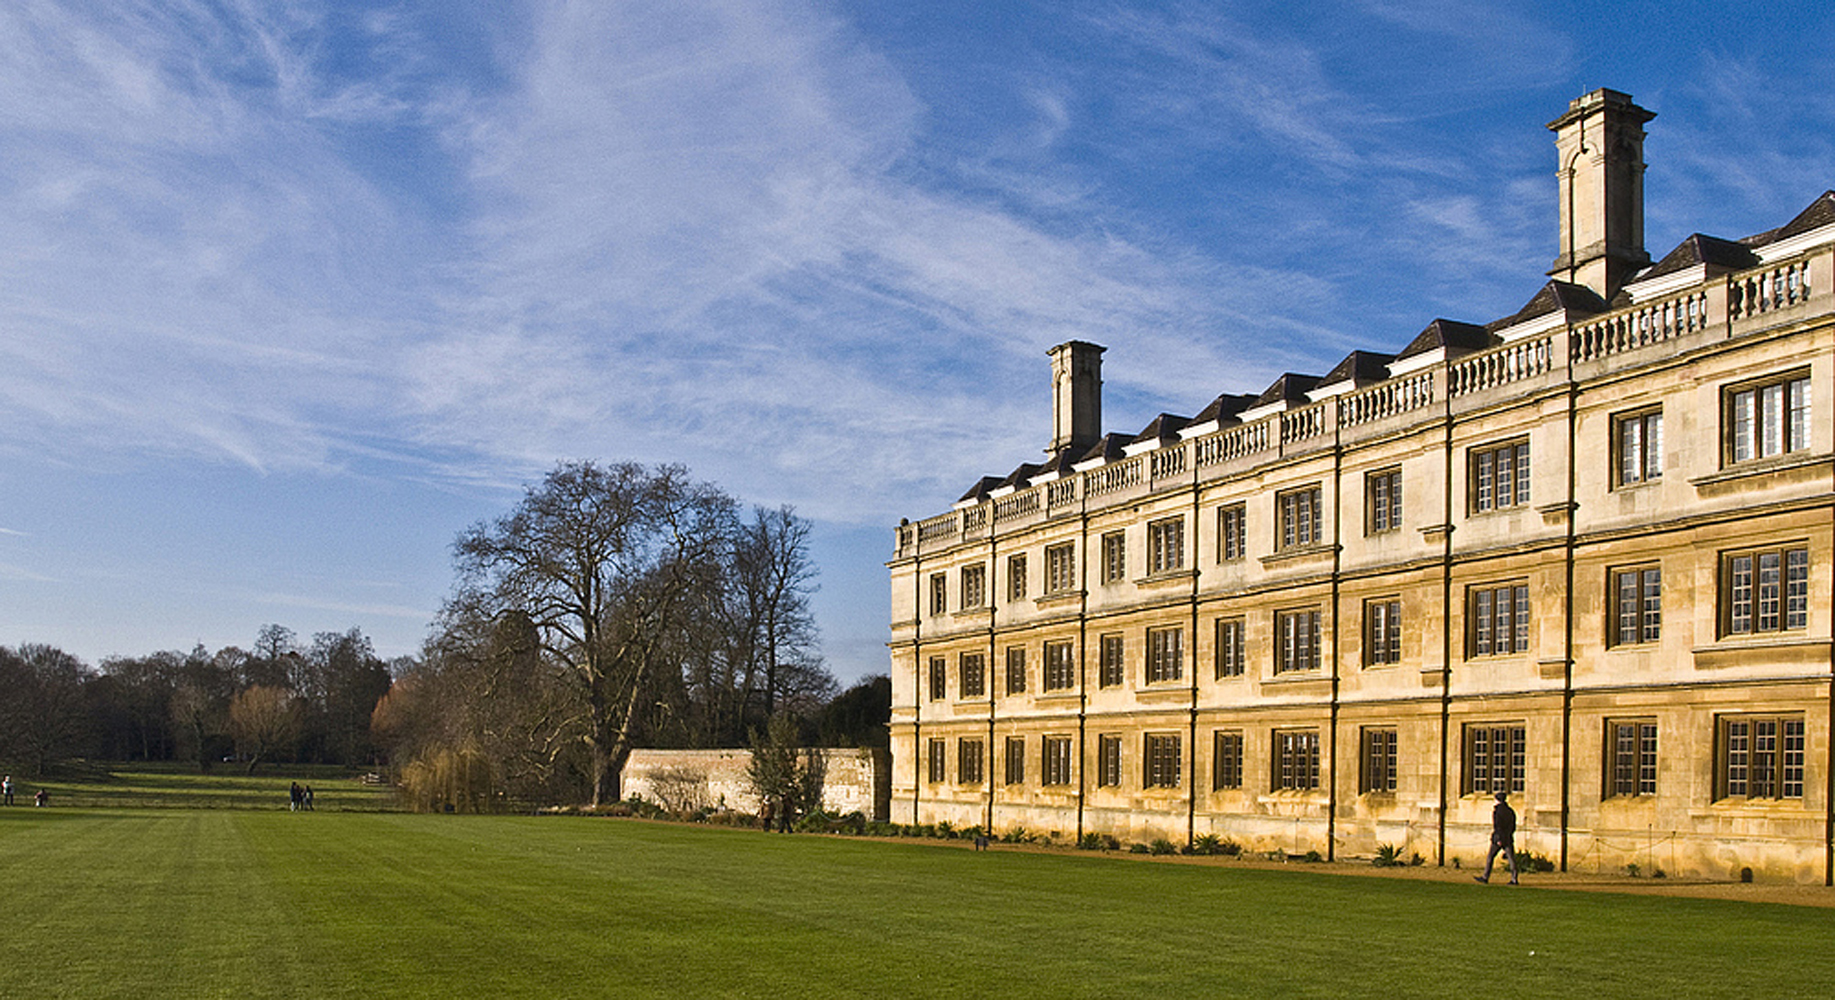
[0,644,94,775]
[228,685,300,774]
[451,461,737,805]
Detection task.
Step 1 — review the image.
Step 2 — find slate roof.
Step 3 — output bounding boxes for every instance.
[1486,281,1607,332]
[1641,233,1759,281]
[1252,373,1321,409]
[956,476,1004,505]
[1745,191,1835,247]
[1395,319,1494,361]
[1131,413,1191,446]
[1192,392,1257,425]
[1319,350,1396,387]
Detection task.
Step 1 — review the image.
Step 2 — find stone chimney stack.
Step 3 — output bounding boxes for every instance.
[1048,341,1104,454]
[1548,88,1655,302]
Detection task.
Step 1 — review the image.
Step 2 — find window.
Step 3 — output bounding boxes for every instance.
[960,564,986,609]
[1469,583,1531,657]
[1097,734,1122,787]
[1470,440,1530,512]
[959,653,985,698]
[1365,598,1402,665]
[1101,531,1127,583]
[1726,371,1810,464]
[1275,730,1320,790]
[1004,647,1026,696]
[929,573,947,615]
[1215,618,1246,679]
[1278,486,1323,549]
[1361,728,1397,793]
[1606,720,1657,797]
[1043,640,1075,691]
[1146,627,1183,684]
[1721,544,1809,636]
[1144,733,1182,788]
[957,738,984,785]
[927,657,946,701]
[1007,554,1028,602]
[1212,731,1243,790]
[1098,633,1124,688]
[1610,566,1661,646]
[1045,543,1076,593]
[1219,504,1247,561]
[926,739,945,783]
[1614,409,1663,486]
[1367,468,1402,534]
[1004,736,1025,786]
[1718,715,1806,799]
[1042,736,1073,786]
[1464,724,1525,795]
[1148,517,1185,574]
[1276,608,1321,673]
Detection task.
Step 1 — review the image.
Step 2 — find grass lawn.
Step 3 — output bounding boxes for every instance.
[5,801,1835,998]
[14,762,396,812]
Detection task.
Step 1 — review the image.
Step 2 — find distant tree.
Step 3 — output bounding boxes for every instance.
[815,675,890,748]
[95,650,184,760]
[245,624,297,690]
[450,461,737,805]
[228,685,300,774]
[0,644,95,775]
[307,628,392,765]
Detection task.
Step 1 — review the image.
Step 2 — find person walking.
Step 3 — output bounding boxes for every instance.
[1475,790,1519,885]
[3,775,12,806]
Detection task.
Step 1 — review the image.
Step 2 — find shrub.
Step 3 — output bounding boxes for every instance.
[1409,852,1425,867]
[1217,838,1243,858]
[1625,862,1641,878]
[1373,843,1404,868]
[1191,834,1223,856]
[1149,838,1177,856]
[936,821,956,840]
[1302,850,1324,864]
[1128,843,1150,855]
[1514,849,1556,873]
[1078,832,1121,851]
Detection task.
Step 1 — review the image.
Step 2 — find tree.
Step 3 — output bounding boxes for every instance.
[815,675,890,748]
[228,685,300,774]
[746,713,824,832]
[450,461,737,805]
[0,644,95,775]
[308,628,392,765]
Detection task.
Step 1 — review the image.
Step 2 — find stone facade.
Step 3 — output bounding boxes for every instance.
[888,89,1835,882]
[622,747,892,821]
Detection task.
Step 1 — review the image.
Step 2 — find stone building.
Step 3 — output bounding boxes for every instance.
[886,89,1835,882]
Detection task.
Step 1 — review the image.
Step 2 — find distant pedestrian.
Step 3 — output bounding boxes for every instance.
[2,775,12,805]
[1474,790,1519,885]
[33,789,47,807]
[303,785,315,811]
[289,782,302,812]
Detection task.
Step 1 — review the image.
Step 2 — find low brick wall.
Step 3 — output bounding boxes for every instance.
[623,747,890,822]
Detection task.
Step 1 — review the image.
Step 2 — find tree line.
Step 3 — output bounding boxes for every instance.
[1,461,889,807]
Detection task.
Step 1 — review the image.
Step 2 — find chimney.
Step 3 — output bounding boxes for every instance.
[1048,341,1104,454]
[1548,88,1655,301]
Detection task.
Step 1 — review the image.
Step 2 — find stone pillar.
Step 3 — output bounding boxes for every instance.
[1048,340,1105,454]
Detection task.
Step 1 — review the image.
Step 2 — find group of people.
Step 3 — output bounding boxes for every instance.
[1,775,48,808]
[288,782,315,811]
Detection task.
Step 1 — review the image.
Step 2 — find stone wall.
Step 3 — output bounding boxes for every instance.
[623,747,891,822]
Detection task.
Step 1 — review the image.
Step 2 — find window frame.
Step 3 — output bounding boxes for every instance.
[1464,724,1526,796]
[1097,734,1122,788]
[1043,640,1076,691]
[1716,714,1806,800]
[1147,516,1185,574]
[1145,626,1184,684]
[1275,607,1322,673]
[1100,531,1127,584]
[1467,582,1531,658]
[1274,729,1321,791]
[1365,597,1402,666]
[929,573,948,616]
[1609,565,1662,647]
[957,738,985,785]
[1469,439,1531,513]
[926,738,946,783]
[1144,733,1182,789]
[1007,553,1028,602]
[1218,503,1247,562]
[960,563,986,609]
[1003,736,1025,786]
[1604,719,1657,798]
[1214,617,1246,679]
[1361,727,1397,794]
[1004,646,1026,696]
[1042,736,1073,787]
[1276,485,1324,550]
[958,652,986,699]
[1719,543,1810,637]
[1724,370,1811,466]
[1044,543,1076,594]
[926,657,946,701]
[1098,633,1124,688]
[1366,467,1403,535]
[1212,730,1243,791]
[1612,407,1663,487]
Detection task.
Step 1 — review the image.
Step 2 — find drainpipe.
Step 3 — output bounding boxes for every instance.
[1327,402,1344,861]
[1187,444,1202,848]
[1560,378,1579,873]
[986,528,999,836]
[1437,384,1455,866]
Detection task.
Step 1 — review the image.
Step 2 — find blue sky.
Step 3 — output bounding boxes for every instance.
[4,1,1834,683]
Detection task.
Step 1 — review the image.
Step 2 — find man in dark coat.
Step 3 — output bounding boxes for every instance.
[1475,790,1519,884]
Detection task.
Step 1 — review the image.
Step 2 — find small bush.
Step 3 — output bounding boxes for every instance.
[1652,867,1666,879]
[1302,850,1324,864]
[1000,826,1032,844]
[1514,849,1556,873]
[1191,834,1223,856]
[936,821,956,840]
[1373,843,1404,867]
[1218,838,1243,858]
[1078,832,1120,851]
[1149,838,1177,856]
[1625,862,1641,878]
[1409,852,1425,867]
[1128,843,1150,855]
